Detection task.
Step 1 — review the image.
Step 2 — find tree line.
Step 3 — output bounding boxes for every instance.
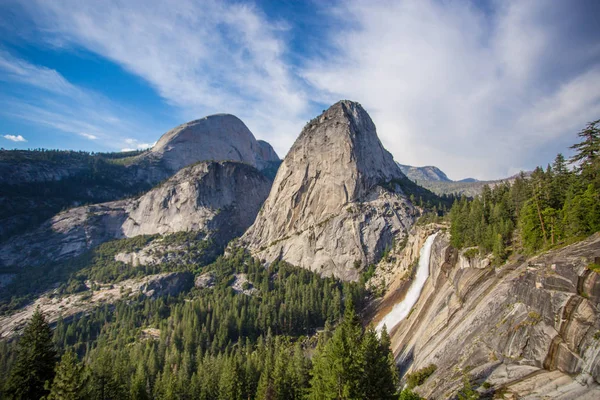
[449,119,600,260]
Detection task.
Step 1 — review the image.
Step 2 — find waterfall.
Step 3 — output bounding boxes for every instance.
[376,232,439,333]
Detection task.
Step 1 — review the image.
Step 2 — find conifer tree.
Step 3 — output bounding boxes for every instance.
[399,388,423,400]
[361,325,398,399]
[4,308,57,400]
[570,119,600,185]
[47,350,88,400]
[309,300,364,399]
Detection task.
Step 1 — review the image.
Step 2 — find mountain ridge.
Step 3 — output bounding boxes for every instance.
[398,162,528,196]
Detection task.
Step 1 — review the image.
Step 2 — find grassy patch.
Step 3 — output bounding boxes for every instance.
[406,364,437,389]
[587,263,600,273]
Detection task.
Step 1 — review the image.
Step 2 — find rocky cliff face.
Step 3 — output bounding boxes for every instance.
[0,161,272,268]
[372,229,600,399]
[0,116,279,242]
[138,114,279,173]
[256,140,279,168]
[242,100,416,281]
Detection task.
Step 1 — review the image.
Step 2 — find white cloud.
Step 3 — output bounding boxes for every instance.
[0,49,84,98]
[3,0,600,179]
[18,0,312,158]
[79,132,98,140]
[123,138,155,150]
[302,0,600,179]
[3,134,27,142]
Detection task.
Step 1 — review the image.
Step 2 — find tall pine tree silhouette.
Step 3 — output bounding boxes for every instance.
[5,307,57,400]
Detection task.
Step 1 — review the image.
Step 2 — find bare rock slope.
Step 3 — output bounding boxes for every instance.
[242,100,416,281]
[0,161,272,268]
[372,228,600,399]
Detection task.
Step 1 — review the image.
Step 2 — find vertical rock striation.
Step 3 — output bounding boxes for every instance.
[373,229,600,399]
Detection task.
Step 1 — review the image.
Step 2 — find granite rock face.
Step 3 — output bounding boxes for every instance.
[256,140,280,169]
[139,114,279,173]
[396,163,452,183]
[0,116,279,242]
[372,229,600,399]
[0,161,272,268]
[242,100,416,281]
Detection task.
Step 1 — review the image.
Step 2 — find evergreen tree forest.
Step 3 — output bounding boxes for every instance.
[449,119,600,260]
[0,248,401,399]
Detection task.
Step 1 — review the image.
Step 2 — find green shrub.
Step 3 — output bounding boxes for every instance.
[406,364,437,389]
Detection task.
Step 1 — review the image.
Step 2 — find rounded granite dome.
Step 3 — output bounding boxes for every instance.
[147,114,277,172]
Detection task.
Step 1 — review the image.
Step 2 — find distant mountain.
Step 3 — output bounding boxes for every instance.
[0,116,280,241]
[397,164,451,183]
[137,114,279,173]
[397,162,525,196]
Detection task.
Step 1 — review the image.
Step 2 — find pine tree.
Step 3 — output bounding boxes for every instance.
[309,300,364,399]
[5,308,57,400]
[361,326,398,399]
[47,350,88,400]
[130,362,149,400]
[570,119,600,185]
[550,153,571,207]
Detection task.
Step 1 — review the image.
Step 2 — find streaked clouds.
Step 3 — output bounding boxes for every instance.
[0,0,599,179]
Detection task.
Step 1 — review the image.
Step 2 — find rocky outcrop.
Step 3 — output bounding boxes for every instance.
[0,157,88,186]
[0,161,272,268]
[138,114,278,173]
[0,272,194,339]
[372,230,600,399]
[139,272,193,299]
[242,100,416,281]
[195,272,215,289]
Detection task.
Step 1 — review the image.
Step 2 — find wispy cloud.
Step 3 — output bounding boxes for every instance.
[0,50,165,152]
[15,0,312,157]
[3,134,26,142]
[2,0,600,179]
[0,49,83,97]
[78,132,98,140]
[302,0,600,179]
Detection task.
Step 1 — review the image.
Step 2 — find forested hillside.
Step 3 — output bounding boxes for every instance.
[0,149,152,241]
[449,119,600,262]
[0,248,402,399]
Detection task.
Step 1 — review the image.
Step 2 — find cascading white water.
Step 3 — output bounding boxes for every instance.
[376,232,439,333]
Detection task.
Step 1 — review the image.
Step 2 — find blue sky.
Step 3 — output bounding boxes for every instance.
[1,0,599,180]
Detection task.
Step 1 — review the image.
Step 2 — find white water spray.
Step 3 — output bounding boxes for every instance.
[376,232,439,333]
